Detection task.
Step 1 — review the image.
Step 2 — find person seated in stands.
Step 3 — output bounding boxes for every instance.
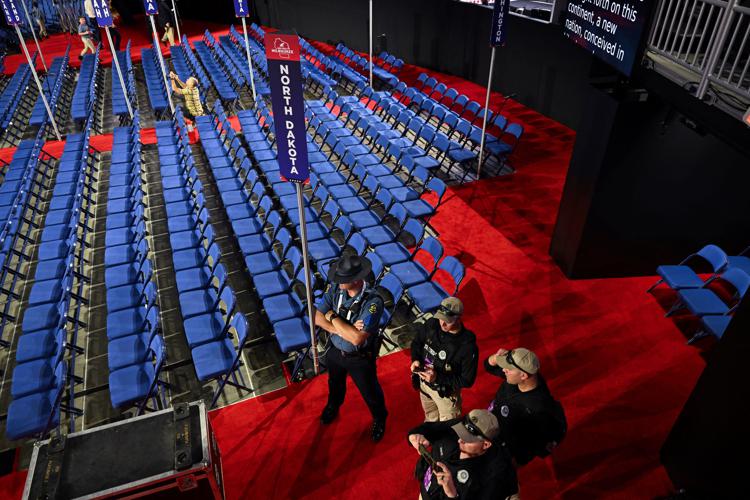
[77,17,96,60]
[485,347,567,466]
[408,409,518,499]
[168,71,204,122]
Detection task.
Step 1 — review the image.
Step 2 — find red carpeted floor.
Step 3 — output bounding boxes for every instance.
[1,16,228,75]
[0,26,708,500]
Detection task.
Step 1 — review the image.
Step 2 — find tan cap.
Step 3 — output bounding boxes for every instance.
[451,409,500,443]
[495,348,539,374]
[435,297,463,322]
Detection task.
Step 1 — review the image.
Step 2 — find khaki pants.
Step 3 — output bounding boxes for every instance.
[80,37,96,56]
[419,381,461,422]
[162,27,175,46]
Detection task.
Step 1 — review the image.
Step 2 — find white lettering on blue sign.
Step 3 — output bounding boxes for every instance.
[279,64,300,175]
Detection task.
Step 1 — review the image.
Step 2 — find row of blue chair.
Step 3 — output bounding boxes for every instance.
[332,43,403,88]
[221,30,271,96]
[157,107,253,408]
[0,57,34,130]
[112,41,137,119]
[649,244,750,343]
[193,36,239,105]
[141,44,170,116]
[104,113,167,413]
[30,48,71,127]
[0,133,56,346]
[6,118,99,441]
[203,30,247,91]
[170,35,211,107]
[306,86,449,204]
[237,97,465,317]
[71,45,101,123]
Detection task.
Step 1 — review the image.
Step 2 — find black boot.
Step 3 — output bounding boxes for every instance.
[371,419,386,442]
[320,405,339,425]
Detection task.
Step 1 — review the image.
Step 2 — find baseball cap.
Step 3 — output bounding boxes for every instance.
[435,297,463,322]
[495,348,539,375]
[451,409,500,443]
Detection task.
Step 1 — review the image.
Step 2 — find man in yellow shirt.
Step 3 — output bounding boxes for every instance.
[168,71,204,121]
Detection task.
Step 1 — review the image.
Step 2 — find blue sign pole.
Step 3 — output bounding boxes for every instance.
[265,32,318,374]
[96,0,133,119]
[144,0,175,113]
[477,0,511,178]
[234,0,257,101]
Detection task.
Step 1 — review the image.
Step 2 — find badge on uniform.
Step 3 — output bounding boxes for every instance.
[457,469,470,484]
[501,405,510,417]
[368,303,378,314]
[438,350,447,360]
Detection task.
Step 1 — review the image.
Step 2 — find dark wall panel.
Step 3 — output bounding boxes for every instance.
[552,77,750,278]
[253,0,592,129]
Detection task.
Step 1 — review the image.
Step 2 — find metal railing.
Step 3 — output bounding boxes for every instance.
[647,0,750,117]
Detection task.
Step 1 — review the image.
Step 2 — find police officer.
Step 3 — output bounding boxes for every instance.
[314,254,388,442]
[411,297,478,422]
[485,347,566,465]
[407,409,518,499]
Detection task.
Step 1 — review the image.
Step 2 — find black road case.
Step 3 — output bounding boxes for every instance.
[22,401,225,499]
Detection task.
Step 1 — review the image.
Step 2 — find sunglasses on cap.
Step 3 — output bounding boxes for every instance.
[505,350,531,375]
[437,305,459,321]
[462,416,490,441]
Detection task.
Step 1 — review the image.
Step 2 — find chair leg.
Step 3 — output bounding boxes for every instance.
[665,299,684,317]
[646,279,663,293]
[687,330,709,345]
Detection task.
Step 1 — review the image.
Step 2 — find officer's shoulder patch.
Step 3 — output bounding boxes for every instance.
[368,303,378,314]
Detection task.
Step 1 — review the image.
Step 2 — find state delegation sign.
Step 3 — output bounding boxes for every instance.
[265,33,310,183]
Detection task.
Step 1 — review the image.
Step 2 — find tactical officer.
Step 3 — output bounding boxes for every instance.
[410,297,478,422]
[407,409,518,499]
[485,347,566,465]
[314,254,388,442]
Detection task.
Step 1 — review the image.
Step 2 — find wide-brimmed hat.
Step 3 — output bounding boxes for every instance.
[327,254,372,284]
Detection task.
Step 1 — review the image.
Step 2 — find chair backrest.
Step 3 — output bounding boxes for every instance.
[402,218,426,249]
[719,268,750,299]
[376,189,393,212]
[363,174,380,197]
[391,202,408,227]
[367,252,384,280]
[208,241,222,269]
[231,312,249,347]
[505,122,524,140]
[213,263,228,293]
[418,237,444,268]
[259,194,273,214]
[695,244,728,273]
[427,177,447,206]
[323,198,341,219]
[219,286,236,316]
[438,256,465,294]
[335,215,353,240]
[348,233,367,255]
[286,246,303,274]
[276,227,293,254]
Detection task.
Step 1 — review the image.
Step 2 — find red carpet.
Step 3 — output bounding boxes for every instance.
[2,17,229,75]
[206,59,706,499]
[0,26,707,500]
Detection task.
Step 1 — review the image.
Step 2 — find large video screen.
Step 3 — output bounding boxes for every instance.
[456,0,559,25]
[562,0,654,76]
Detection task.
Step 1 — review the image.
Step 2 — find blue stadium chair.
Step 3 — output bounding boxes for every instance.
[109,334,167,414]
[107,307,161,372]
[390,237,444,288]
[667,267,750,318]
[192,312,253,408]
[407,256,465,314]
[184,286,236,348]
[647,244,728,292]
[5,361,69,441]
